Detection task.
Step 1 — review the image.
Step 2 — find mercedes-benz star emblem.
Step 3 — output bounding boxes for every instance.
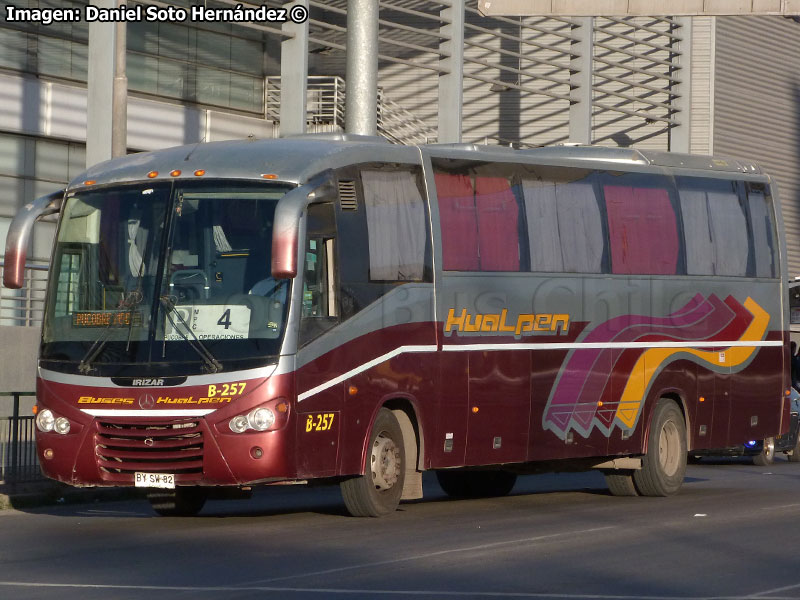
[138,394,155,410]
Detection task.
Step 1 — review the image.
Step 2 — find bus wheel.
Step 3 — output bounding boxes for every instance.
[340,408,405,517]
[436,470,517,498]
[753,437,775,466]
[147,487,207,517]
[633,399,687,497]
[604,471,639,496]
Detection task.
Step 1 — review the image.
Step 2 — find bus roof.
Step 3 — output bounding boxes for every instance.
[71,133,767,190]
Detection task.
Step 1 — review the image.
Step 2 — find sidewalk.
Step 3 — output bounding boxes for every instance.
[0,480,141,510]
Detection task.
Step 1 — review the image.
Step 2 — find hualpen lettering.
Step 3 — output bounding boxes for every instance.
[445,308,570,337]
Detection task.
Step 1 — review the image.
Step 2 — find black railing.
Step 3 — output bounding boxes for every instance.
[0,392,42,485]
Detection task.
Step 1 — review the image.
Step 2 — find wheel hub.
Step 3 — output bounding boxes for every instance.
[764,437,775,458]
[371,433,401,491]
[658,420,681,477]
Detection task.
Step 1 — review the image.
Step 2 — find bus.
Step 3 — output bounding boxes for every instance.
[3,134,791,516]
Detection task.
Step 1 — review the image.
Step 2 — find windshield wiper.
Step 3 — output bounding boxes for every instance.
[160,295,222,373]
[78,290,144,375]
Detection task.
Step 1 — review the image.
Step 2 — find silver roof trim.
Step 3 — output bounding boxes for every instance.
[69,136,766,191]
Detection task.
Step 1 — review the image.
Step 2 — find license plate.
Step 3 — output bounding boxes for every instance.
[134,472,175,489]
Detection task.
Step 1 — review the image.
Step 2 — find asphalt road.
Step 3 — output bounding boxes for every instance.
[2,457,800,600]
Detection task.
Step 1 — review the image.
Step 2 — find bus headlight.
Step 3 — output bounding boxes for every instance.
[54,417,71,435]
[229,415,249,434]
[248,407,275,431]
[36,409,55,432]
[225,399,289,434]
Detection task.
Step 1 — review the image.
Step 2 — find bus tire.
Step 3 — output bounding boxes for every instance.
[340,408,405,517]
[604,471,639,496]
[436,470,517,498]
[147,487,207,517]
[753,437,775,466]
[633,399,687,497]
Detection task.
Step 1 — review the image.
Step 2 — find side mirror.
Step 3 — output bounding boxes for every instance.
[271,171,335,279]
[3,190,63,289]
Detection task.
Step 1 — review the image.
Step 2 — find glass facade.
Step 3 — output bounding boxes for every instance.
[0,131,85,261]
[0,0,270,114]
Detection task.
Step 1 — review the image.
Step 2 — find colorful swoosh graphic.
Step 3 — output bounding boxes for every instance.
[542,294,769,440]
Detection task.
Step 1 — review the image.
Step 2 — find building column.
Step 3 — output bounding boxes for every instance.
[280,0,309,137]
[86,0,118,167]
[438,0,465,144]
[345,0,379,136]
[569,17,593,145]
[669,17,692,153]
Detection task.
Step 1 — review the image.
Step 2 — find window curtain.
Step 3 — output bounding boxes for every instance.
[604,185,678,275]
[362,170,426,280]
[434,172,479,270]
[474,176,520,271]
[748,189,776,277]
[707,190,748,276]
[678,188,714,275]
[523,179,603,273]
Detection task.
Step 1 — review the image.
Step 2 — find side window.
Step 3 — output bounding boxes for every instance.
[299,203,337,345]
[362,169,427,281]
[677,177,749,276]
[434,165,522,272]
[747,183,778,278]
[603,179,680,275]
[54,249,81,316]
[522,172,604,273]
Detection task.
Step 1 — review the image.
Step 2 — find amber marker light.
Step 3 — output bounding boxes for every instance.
[472,406,479,413]
[276,401,289,413]
[83,180,96,186]
[786,389,792,396]
[699,396,705,403]
[32,405,39,415]
[194,169,206,177]
[147,171,158,178]
[348,385,358,396]
[261,173,278,179]
[170,169,182,177]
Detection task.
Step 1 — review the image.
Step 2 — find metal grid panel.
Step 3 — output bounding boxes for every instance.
[460,4,577,146]
[591,16,683,150]
[0,263,48,328]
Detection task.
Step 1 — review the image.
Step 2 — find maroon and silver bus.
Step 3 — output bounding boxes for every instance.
[3,135,791,516]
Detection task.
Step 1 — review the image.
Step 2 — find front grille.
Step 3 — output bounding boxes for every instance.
[95,418,204,481]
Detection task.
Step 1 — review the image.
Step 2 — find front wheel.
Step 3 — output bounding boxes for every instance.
[753,437,775,466]
[633,399,687,497]
[340,408,406,517]
[147,487,207,517]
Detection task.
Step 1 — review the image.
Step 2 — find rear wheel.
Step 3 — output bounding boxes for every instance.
[340,408,406,517]
[147,487,207,517]
[753,437,775,466]
[633,399,687,497]
[436,470,517,498]
[604,471,639,496]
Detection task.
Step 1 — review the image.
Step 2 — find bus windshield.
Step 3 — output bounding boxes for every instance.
[41,181,293,375]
